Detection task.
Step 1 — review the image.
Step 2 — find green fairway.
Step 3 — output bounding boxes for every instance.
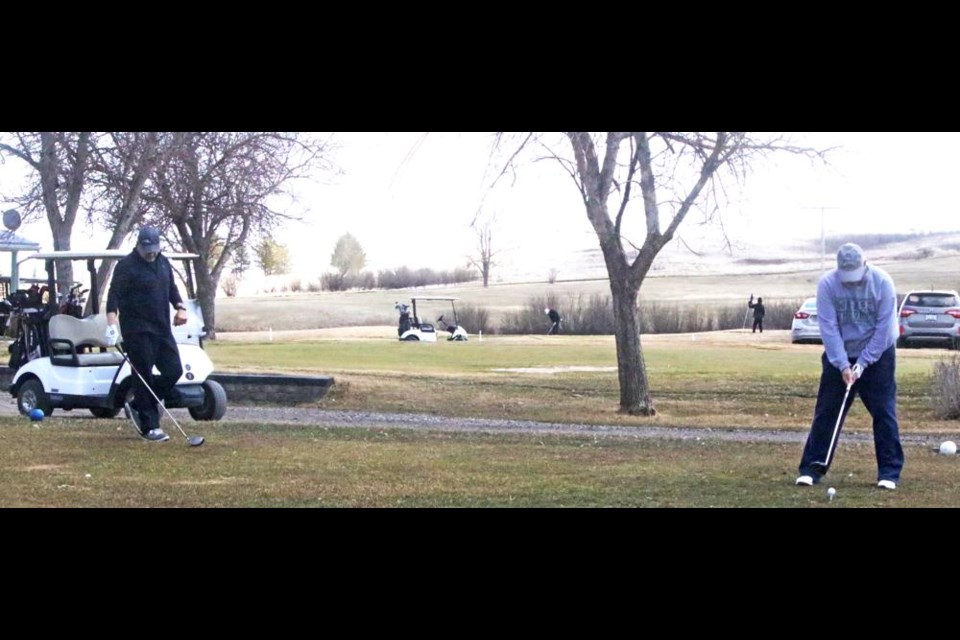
[0,419,957,507]
[2,329,958,507]
[203,332,957,434]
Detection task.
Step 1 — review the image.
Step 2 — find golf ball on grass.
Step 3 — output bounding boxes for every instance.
[940,440,957,456]
[28,408,44,422]
[827,487,836,500]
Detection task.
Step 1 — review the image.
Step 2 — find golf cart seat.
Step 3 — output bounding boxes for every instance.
[48,314,125,367]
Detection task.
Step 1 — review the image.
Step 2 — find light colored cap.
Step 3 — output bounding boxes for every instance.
[837,243,866,282]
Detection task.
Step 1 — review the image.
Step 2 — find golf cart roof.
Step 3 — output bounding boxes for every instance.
[411,296,459,301]
[26,250,200,260]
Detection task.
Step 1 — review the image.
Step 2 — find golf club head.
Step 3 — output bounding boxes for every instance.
[188,436,205,447]
[810,462,828,474]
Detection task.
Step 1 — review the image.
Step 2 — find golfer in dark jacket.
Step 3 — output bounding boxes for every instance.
[105,227,189,442]
[748,295,765,333]
[545,308,561,335]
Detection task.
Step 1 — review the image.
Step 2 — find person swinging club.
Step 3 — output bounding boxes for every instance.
[545,308,561,335]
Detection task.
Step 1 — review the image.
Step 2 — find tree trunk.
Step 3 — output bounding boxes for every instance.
[195,265,218,341]
[609,274,655,415]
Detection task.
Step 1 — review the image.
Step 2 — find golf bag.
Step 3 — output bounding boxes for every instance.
[7,308,49,371]
[58,283,87,319]
[5,284,52,371]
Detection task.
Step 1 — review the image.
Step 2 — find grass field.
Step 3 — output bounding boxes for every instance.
[2,329,959,507]
[1,422,957,507]
[207,329,960,435]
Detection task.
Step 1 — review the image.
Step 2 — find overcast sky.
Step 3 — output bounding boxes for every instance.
[3,132,959,281]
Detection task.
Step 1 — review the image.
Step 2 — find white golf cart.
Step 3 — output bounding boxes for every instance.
[395,296,468,342]
[8,250,227,421]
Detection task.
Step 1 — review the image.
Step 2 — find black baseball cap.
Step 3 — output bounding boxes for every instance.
[137,226,161,253]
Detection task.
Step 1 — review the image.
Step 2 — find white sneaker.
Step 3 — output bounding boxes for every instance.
[144,428,170,443]
[795,475,814,486]
[877,479,897,490]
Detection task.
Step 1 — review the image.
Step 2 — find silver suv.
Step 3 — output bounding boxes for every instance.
[897,290,960,350]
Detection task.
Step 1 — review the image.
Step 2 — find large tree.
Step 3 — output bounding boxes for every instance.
[0,132,96,295]
[498,132,824,415]
[84,132,169,314]
[141,132,335,339]
[2,132,176,310]
[2,132,335,340]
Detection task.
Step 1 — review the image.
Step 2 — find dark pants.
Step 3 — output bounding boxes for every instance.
[549,322,560,335]
[752,318,763,333]
[798,345,903,483]
[124,331,183,432]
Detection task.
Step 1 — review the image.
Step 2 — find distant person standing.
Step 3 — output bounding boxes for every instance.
[545,308,561,335]
[748,294,766,333]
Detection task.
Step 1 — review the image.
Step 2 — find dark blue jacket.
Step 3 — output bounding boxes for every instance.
[106,251,184,336]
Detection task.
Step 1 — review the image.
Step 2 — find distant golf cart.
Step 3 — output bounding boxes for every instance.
[395,296,468,342]
[7,250,227,421]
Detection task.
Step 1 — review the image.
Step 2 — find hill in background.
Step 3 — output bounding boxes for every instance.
[489,230,960,283]
[215,231,960,333]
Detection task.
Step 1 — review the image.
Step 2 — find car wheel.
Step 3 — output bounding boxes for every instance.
[897,337,907,349]
[188,379,227,421]
[17,378,53,417]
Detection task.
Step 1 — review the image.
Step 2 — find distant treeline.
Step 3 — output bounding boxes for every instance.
[322,267,478,292]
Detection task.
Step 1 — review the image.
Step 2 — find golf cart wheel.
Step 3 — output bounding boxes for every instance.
[17,378,53,417]
[89,407,122,419]
[402,335,420,341]
[189,379,227,421]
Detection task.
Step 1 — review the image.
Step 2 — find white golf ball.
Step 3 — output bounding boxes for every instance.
[827,487,836,498]
[939,440,957,455]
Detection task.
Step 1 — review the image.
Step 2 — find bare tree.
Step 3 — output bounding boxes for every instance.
[467,220,500,287]
[1,132,174,311]
[2,132,335,339]
[85,132,168,313]
[141,132,335,339]
[496,132,826,415]
[0,132,95,296]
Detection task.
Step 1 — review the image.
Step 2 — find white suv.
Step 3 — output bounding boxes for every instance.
[897,290,960,350]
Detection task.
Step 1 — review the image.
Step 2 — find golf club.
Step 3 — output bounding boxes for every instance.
[117,344,204,447]
[810,381,852,474]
